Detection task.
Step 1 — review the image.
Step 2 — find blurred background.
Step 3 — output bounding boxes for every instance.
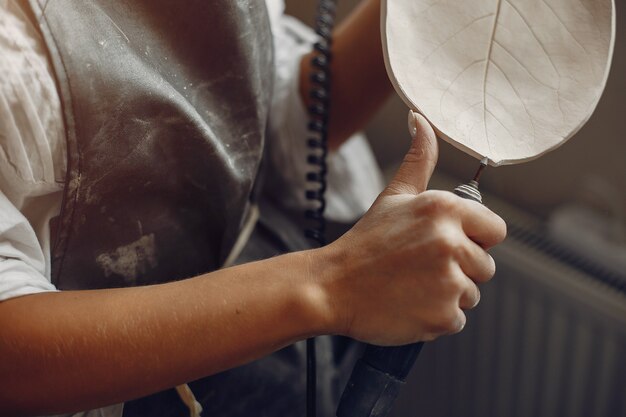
[287,1,625,416]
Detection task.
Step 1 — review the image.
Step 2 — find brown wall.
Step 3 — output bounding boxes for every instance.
[286,0,625,218]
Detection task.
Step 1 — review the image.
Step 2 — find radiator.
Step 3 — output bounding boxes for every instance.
[390,176,626,417]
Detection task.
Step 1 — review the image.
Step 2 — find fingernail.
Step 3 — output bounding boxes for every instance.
[407,110,420,139]
[488,254,496,277]
[472,290,481,308]
[458,318,466,332]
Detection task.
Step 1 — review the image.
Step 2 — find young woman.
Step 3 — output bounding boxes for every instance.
[0,1,506,415]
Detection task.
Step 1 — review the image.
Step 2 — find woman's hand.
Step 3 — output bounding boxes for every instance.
[0,109,504,415]
[312,112,507,346]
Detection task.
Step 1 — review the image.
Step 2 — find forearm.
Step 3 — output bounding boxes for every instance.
[299,0,393,148]
[0,115,507,417]
[0,251,331,416]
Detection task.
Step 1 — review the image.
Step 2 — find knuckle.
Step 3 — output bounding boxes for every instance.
[452,314,467,334]
[424,321,444,336]
[420,332,438,342]
[386,178,420,196]
[403,140,430,164]
[476,253,497,283]
[488,212,508,244]
[497,217,508,241]
[473,252,496,283]
[464,285,481,309]
[473,287,481,307]
[431,232,460,258]
[430,309,464,334]
[485,255,497,279]
[453,241,471,260]
[441,276,465,296]
[418,190,457,216]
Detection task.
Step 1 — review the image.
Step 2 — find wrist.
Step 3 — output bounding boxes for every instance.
[300,245,350,338]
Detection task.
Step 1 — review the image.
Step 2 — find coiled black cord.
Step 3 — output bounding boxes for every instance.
[305,1,338,417]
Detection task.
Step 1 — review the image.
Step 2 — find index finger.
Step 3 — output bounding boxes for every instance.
[457,199,507,249]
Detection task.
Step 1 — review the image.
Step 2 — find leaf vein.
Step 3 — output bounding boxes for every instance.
[503,0,560,77]
[481,0,503,157]
[421,14,494,65]
[490,61,537,146]
[486,108,516,140]
[493,40,557,91]
[541,0,589,54]
[439,59,484,119]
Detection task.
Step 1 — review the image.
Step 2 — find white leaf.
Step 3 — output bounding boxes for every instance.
[382,0,615,166]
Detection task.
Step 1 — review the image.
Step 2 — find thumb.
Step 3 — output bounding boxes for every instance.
[384,111,439,196]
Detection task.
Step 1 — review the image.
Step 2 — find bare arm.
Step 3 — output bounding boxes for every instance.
[299,0,392,148]
[0,252,328,416]
[0,115,506,416]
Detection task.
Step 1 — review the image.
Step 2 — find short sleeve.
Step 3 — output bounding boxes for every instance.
[0,1,64,301]
[0,189,57,301]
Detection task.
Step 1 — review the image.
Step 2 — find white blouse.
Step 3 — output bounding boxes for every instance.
[0,0,384,305]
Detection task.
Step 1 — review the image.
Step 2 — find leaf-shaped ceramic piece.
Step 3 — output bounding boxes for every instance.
[382,0,615,166]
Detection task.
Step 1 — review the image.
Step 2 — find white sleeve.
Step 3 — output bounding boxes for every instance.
[0,1,65,301]
[1,7,138,417]
[0,190,57,301]
[265,10,385,222]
